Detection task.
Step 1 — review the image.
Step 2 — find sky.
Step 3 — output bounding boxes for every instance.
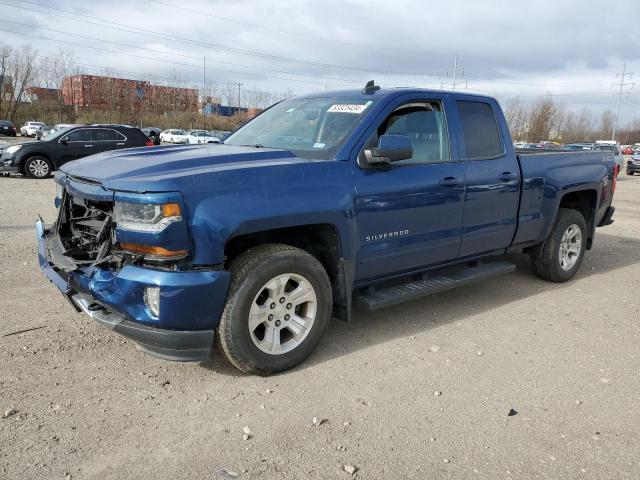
[0,0,639,123]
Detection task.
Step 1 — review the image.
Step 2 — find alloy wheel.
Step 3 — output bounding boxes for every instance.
[558,224,582,271]
[248,273,317,355]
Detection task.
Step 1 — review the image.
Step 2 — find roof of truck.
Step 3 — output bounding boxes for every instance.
[298,85,494,100]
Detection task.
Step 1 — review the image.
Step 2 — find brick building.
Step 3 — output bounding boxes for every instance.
[25,87,61,103]
[62,74,198,113]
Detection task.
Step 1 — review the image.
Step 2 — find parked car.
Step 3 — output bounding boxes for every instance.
[37,85,617,374]
[0,142,7,157]
[626,154,640,175]
[20,121,46,137]
[621,146,634,155]
[591,144,624,171]
[159,129,189,144]
[141,127,162,145]
[211,130,232,141]
[187,131,221,144]
[49,124,83,136]
[0,125,153,178]
[516,143,542,149]
[563,143,593,151]
[35,125,54,140]
[0,120,17,136]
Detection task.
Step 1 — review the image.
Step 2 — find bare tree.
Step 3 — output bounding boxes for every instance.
[527,97,556,142]
[0,43,39,121]
[39,48,77,122]
[598,110,615,140]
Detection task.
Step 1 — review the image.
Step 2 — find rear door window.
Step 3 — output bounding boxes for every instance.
[93,129,124,141]
[456,101,503,159]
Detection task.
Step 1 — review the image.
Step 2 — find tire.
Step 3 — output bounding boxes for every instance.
[217,244,333,375]
[24,156,52,179]
[628,171,634,176]
[530,208,587,283]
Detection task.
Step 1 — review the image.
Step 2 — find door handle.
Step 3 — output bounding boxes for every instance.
[84,144,94,148]
[499,172,517,182]
[116,143,125,146]
[439,177,463,187]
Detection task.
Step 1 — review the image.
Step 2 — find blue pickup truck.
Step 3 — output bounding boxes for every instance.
[37,83,617,374]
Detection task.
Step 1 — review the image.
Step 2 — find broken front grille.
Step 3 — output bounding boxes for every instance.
[57,191,114,264]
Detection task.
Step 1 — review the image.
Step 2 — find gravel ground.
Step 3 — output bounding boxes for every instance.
[0,172,639,480]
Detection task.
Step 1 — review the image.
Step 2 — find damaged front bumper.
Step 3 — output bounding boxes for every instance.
[36,218,231,362]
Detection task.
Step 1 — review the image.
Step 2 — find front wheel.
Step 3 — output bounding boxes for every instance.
[628,171,634,176]
[217,244,333,375]
[24,156,52,179]
[530,208,587,282]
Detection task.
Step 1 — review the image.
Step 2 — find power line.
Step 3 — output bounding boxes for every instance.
[464,75,612,88]
[611,63,634,140]
[0,19,365,85]
[152,0,462,60]
[0,26,358,88]
[0,0,441,78]
[2,0,618,93]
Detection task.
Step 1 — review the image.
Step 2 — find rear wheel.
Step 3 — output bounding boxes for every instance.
[530,208,587,282]
[24,156,52,179]
[217,244,332,375]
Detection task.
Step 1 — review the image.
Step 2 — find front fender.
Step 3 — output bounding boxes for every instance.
[185,160,357,266]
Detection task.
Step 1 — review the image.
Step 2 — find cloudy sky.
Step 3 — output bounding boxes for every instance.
[1,0,639,123]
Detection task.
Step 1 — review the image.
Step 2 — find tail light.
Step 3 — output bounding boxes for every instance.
[612,164,619,193]
[145,138,154,147]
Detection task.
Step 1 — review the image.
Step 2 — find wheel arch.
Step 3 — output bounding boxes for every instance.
[558,189,598,250]
[224,223,352,321]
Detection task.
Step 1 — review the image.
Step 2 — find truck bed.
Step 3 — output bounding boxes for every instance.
[512,150,615,249]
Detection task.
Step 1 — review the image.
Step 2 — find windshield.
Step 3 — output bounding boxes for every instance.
[225,96,377,159]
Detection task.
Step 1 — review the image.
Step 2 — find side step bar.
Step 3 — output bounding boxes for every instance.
[356,261,516,311]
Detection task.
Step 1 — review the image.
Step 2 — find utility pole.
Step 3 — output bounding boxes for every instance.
[203,56,206,131]
[442,54,467,91]
[236,82,243,110]
[611,63,634,141]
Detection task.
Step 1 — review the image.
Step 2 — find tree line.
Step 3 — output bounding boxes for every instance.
[501,97,640,145]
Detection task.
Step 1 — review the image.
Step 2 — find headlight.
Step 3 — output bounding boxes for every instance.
[114,201,182,232]
[5,145,22,155]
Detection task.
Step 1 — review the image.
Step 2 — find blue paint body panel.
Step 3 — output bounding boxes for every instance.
[39,87,616,342]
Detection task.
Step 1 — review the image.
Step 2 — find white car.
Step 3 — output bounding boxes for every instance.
[20,121,46,137]
[187,131,221,144]
[159,129,189,144]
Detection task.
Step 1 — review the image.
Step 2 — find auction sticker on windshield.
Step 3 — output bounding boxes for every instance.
[327,103,370,114]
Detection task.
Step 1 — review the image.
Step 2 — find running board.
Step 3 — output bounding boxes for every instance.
[355,261,516,311]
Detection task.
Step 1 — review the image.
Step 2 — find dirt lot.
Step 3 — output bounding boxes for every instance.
[0,172,639,480]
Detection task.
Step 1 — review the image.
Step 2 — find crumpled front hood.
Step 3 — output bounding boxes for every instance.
[60,144,318,192]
